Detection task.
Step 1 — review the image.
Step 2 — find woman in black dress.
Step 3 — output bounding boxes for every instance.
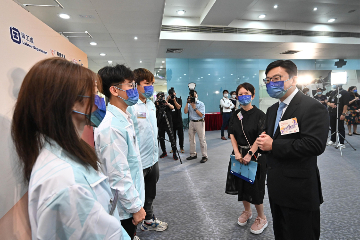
[226,82,267,235]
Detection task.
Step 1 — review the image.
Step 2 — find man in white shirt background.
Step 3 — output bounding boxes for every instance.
[220,90,235,140]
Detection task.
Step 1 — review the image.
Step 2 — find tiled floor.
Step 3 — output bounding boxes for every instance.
[137,129,360,240]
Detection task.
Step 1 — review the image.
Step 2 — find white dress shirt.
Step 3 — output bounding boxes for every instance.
[279,88,299,118]
[220,97,235,113]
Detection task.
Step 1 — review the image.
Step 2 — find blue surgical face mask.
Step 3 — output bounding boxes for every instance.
[266,78,293,99]
[141,85,154,99]
[237,95,252,106]
[354,89,358,93]
[317,92,322,95]
[73,95,106,127]
[114,86,139,106]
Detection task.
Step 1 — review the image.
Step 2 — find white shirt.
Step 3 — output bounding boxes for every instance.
[279,88,299,118]
[220,97,235,113]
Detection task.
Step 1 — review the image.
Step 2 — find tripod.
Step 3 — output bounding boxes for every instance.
[157,104,182,164]
[328,86,356,156]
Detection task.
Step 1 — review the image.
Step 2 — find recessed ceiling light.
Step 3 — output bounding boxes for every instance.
[231,74,233,75]
[177,10,186,15]
[259,14,266,19]
[134,36,138,40]
[59,14,70,19]
[162,61,165,63]
[160,66,163,68]
[108,60,112,64]
[208,74,211,75]
[274,5,278,9]
[100,53,106,56]
[328,18,336,23]
[140,60,142,63]
[313,7,318,11]
[90,42,97,46]
[184,74,186,75]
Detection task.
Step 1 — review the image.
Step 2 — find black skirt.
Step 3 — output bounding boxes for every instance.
[225,153,267,205]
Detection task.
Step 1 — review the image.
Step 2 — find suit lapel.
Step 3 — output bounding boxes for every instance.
[273,91,302,139]
[267,102,279,136]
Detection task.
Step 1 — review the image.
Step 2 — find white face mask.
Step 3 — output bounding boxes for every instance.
[232,95,236,98]
[224,93,228,98]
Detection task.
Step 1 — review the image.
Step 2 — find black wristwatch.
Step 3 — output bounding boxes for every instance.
[248,150,253,156]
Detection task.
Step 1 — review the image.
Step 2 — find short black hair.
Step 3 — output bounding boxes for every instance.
[265,60,297,78]
[230,91,236,95]
[223,90,229,94]
[302,87,309,93]
[236,82,255,96]
[98,64,134,99]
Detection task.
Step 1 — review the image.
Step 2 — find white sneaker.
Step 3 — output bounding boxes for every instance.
[338,144,346,149]
[133,236,140,240]
[327,140,335,146]
[140,216,168,232]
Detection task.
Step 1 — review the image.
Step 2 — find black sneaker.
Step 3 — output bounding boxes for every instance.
[173,153,178,161]
[160,152,167,158]
[200,156,208,163]
[186,154,197,160]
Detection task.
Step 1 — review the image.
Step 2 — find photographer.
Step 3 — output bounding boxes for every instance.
[167,87,184,153]
[184,90,208,163]
[156,92,178,160]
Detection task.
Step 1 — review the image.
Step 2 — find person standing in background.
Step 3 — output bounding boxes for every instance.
[128,68,168,232]
[95,65,146,240]
[345,86,359,135]
[184,91,208,163]
[230,91,238,112]
[220,90,235,140]
[314,88,327,108]
[302,87,310,96]
[167,87,185,153]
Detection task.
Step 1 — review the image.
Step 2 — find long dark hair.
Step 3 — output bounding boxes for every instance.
[348,86,360,97]
[11,57,100,182]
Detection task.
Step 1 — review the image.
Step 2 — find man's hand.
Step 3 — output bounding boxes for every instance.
[340,115,345,120]
[191,102,197,109]
[166,95,171,101]
[256,132,273,151]
[328,103,337,108]
[132,207,146,225]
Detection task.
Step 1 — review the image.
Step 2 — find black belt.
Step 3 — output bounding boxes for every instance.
[191,118,205,122]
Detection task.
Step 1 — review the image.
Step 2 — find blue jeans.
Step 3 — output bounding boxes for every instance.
[221,112,232,137]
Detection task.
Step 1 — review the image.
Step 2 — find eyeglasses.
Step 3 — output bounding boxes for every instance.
[113,81,136,89]
[263,75,292,84]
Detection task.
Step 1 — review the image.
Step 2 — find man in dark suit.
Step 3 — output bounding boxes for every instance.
[256,60,329,240]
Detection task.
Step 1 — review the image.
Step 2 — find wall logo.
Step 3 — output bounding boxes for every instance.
[51,49,66,58]
[10,27,21,44]
[10,26,47,55]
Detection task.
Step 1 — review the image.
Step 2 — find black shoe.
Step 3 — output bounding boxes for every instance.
[186,154,197,160]
[173,153,178,160]
[160,152,167,158]
[200,156,208,163]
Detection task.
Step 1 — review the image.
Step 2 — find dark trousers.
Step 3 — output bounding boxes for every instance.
[221,112,232,137]
[143,162,160,220]
[121,218,137,240]
[269,198,320,240]
[159,127,177,153]
[330,114,345,144]
[173,125,184,149]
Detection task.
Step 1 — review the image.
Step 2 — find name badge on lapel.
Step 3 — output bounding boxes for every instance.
[279,117,299,135]
[137,112,146,118]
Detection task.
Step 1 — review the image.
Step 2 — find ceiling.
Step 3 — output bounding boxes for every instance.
[14,0,360,76]
[15,0,165,73]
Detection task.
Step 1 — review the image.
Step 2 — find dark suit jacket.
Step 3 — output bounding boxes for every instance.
[264,91,329,211]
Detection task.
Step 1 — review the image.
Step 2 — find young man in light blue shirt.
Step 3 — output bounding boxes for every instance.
[128,68,168,232]
[95,65,146,240]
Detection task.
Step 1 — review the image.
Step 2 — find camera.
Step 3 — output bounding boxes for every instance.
[156,92,167,105]
[168,87,176,99]
[188,83,196,103]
